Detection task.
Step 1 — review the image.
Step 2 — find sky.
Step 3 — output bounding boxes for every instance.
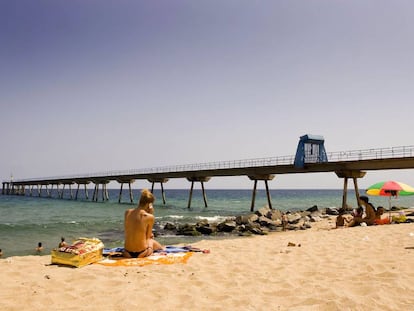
[1,0,414,190]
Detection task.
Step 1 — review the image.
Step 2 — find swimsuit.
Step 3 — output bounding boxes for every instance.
[125,247,150,258]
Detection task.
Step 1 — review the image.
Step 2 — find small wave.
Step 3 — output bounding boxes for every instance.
[161,215,184,219]
[194,215,227,222]
[2,223,13,226]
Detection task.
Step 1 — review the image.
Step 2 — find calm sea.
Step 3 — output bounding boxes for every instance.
[1,189,414,258]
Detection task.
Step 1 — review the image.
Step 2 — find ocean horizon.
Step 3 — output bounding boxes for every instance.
[1,188,414,258]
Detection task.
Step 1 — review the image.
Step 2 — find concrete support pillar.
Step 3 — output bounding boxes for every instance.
[92,183,98,202]
[118,183,124,203]
[128,182,133,203]
[75,184,80,200]
[248,174,275,212]
[49,184,54,198]
[335,170,366,209]
[60,184,65,199]
[92,180,109,202]
[186,177,210,209]
[148,178,169,205]
[117,179,135,204]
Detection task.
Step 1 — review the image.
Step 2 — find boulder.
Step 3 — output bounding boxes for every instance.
[326,207,339,215]
[248,226,266,235]
[306,205,319,213]
[286,213,302,224]
[256,205,272,217]
[236,214,258,225]
[164,222,177,231]
[177,224,202,236]
[268,209,282,221]
[196,221,215,234]
[217,220,237,232]
[309,214,322,222]
[258,216,277,227]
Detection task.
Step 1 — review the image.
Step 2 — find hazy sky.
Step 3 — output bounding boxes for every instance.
[1,0,414,189]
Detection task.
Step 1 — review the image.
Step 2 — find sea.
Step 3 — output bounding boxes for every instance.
[1,188,414,258]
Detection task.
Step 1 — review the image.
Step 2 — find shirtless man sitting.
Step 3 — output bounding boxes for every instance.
[123,189,163,258]
[348,195,376,227]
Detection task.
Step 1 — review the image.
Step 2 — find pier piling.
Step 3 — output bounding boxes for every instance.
[186,177,210,208]
[249,175,275,212]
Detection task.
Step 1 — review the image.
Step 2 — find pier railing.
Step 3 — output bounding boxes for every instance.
[8,145,414,183]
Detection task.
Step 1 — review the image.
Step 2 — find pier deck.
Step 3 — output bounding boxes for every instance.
[3,145,414,210]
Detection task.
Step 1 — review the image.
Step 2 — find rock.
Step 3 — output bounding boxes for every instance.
[285,224,298,230]
[303,222,312,229]
[245,221,261,230]
[235,224,247,232]
[196,219,209,226]
[159,204,322,238]
[326,207,339,215]
[164,222,177,231]
[268,209,282,221]
[306,205,318,213]
[300,211,311,218]
[258,216,277,227]
[256,205,272,217]
[248,226,265,235]
[236,214,258,225]
[249,214,259,223]
[217,220,237,232]
[272,218,282,226]
[286,213,302,224]
[177,224,201,236]
[309,215,322,222]
[310,211,323,218]
[196,221,215,234]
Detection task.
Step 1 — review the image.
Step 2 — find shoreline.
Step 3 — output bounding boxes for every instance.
[2,214,414,310]
[2,206,413,258]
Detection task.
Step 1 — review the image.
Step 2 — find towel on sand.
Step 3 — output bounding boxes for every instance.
[102,245,210,256]
[95,252,193,267]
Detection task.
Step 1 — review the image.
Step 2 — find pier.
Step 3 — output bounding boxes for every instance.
[3,143,414,211]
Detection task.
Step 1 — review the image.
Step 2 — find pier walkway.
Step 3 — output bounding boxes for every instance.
[3,145,414,211]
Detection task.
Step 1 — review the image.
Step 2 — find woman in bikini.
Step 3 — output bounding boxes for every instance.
[123,189,163,258]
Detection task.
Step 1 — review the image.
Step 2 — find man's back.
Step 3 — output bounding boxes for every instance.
[364,204,376,225]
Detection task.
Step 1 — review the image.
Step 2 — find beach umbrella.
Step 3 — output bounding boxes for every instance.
[366,180,414,213]
[366,180,414,197]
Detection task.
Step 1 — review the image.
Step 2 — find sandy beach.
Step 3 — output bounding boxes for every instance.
[1,214,414,311]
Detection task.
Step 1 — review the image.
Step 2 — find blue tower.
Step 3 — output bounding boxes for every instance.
[294,134,328,168]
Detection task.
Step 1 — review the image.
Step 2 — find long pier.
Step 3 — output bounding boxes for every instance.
[3,145,414,211]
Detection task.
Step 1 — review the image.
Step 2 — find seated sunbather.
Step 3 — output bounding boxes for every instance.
[348,196,376,227]
[123,189,163,258]
[336,208,349,228]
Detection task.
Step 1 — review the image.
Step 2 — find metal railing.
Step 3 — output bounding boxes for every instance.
[8,145,414,183]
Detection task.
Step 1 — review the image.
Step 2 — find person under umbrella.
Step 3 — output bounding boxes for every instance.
[348,195,376,227]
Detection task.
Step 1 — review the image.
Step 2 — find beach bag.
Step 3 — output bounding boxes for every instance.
[51,237,104,268]
[392,213,407,223]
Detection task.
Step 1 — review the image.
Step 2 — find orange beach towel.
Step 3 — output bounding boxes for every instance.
[95,252,193,267]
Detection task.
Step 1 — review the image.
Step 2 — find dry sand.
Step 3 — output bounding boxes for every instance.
[1,215,414,311]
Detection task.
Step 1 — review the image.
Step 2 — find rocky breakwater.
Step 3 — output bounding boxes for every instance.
[155,205,334,238]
